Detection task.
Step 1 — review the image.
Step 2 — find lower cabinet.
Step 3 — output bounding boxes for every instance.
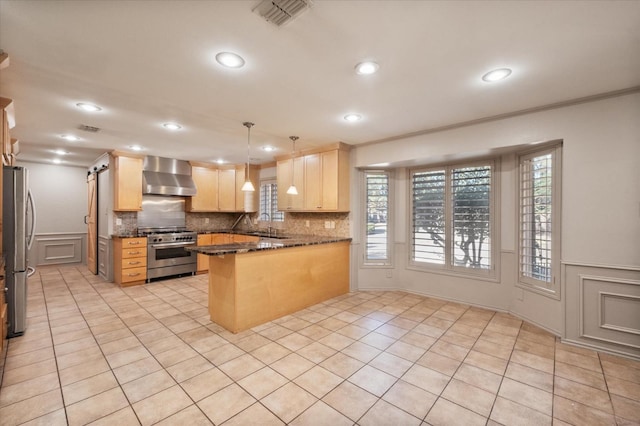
[196,234,212,273]
[113,237,147,286]
[196,233,260,274]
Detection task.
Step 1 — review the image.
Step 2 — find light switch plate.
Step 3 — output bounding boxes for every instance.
[116,218,122,226]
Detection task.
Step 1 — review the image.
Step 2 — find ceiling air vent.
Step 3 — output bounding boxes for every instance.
[78,124,100,133]
[253,0,312,27]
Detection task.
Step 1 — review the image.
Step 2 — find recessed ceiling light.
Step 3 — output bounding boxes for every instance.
[163,122,182,131]
[216,159,225,164]
[60,134,80,142]
[215,52,245,68]
[355,61,379,75]
[262,145,275,152]
[129,145,143,151]
[53,149,69,155]
[344,114,362,122]
[52,158,62,164]
[482,68,512,82]
[76,102,102,112]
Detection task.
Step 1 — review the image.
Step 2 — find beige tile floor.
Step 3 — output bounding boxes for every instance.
[0,265,639,425]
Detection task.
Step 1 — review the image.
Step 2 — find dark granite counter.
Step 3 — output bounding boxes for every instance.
[187,235,351,256]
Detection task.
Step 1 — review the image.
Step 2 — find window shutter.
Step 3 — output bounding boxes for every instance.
[364,171,390,264]
[451,166,492,270]
[519,153,553,283]
[412,170,446,265]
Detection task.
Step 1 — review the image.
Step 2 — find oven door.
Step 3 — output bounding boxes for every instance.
[148,241,196,269]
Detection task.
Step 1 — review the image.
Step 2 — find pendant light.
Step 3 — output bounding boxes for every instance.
[241,121,255,192]
[286,136,299,195]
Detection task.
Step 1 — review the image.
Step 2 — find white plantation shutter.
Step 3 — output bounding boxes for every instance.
[412,170,446,265]
[364,171,391,265]
[518,146,561,295]
[451,166,491,270]
[260,180,283,222]
[411,162,494,276]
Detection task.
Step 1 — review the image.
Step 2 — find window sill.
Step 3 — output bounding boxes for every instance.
[515,280,560,300]
[406,264,500,284]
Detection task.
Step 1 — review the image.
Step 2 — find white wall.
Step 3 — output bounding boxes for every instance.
[17,161,88,233]
[17,161,88,265]
[351,92,640,355]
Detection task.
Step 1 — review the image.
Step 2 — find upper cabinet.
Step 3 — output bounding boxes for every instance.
[187,163,258,213]
[276,143,350,212]
[1,97,16,166]
[218,167,236,211]
[187,164,219,212]
[235,165,258,213]
[112,152,143,211]
[277,156,304,211]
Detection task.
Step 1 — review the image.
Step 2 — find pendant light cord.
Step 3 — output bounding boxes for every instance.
[243,122,254,182]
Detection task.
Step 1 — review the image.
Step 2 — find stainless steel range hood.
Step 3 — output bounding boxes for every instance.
[142,156,197,196]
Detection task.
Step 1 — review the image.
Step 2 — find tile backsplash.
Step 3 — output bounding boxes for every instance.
[114,210,350,237]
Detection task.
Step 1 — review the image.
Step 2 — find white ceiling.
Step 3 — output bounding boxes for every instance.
[0,0,638,168]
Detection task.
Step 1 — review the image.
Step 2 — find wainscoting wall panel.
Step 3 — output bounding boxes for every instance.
[564,262,640,359]
[31,233,87,266]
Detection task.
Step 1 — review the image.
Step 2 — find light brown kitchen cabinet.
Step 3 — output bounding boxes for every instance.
[187,164,219,212]
[113,237,147,286]
[112,153,143,211]
[196,233,253,274]
[188,164,256,212]
[277,156,304,211]
[196,234,212,273]
[234,165,259,212]
[231,234,260,243]
[275,143,350,212]
[1,97,15,166]
[218,167,236,211]
[303,153,322,210]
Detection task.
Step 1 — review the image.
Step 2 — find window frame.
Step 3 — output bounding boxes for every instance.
[361,169,393,268]
[516,143,562,299]
[258,178,284,223]
[408,159,499,280]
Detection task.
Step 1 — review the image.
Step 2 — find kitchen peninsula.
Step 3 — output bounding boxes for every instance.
[189,236,351,333]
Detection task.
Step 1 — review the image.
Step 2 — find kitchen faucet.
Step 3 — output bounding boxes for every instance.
[259,212,275,237]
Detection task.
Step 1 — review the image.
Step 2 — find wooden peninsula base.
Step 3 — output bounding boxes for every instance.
[207,241,350,333]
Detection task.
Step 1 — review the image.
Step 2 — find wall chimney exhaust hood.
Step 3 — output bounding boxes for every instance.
[142,156,197,196]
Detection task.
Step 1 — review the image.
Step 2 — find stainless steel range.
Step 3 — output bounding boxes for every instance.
[139,227,197,281]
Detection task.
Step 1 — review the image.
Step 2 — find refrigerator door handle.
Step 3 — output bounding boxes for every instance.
[27,189,37,250]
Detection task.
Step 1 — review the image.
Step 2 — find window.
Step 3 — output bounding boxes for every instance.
[259,179,283,222]
[518,145,561,295]
[363,170,391,265]
[410,162,495,276]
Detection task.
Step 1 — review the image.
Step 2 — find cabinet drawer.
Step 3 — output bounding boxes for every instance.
[121,257,147,269]
[120,266,147,283]
[122,237,147,247]
[197,234,212,246]
[121,248,146,259]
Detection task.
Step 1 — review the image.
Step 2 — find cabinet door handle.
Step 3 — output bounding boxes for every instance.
[127,251,141,255]
[127,272,141,277]
[128,261,141,265]
[128,241,141,245]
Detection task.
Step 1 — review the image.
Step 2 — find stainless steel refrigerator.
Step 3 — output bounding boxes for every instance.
[3,165,36,337]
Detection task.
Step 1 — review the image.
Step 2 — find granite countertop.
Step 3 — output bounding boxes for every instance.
[187,235,352,256]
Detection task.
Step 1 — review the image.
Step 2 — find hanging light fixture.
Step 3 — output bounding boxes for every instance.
[287,136,299,195]
[241,122,255,192]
